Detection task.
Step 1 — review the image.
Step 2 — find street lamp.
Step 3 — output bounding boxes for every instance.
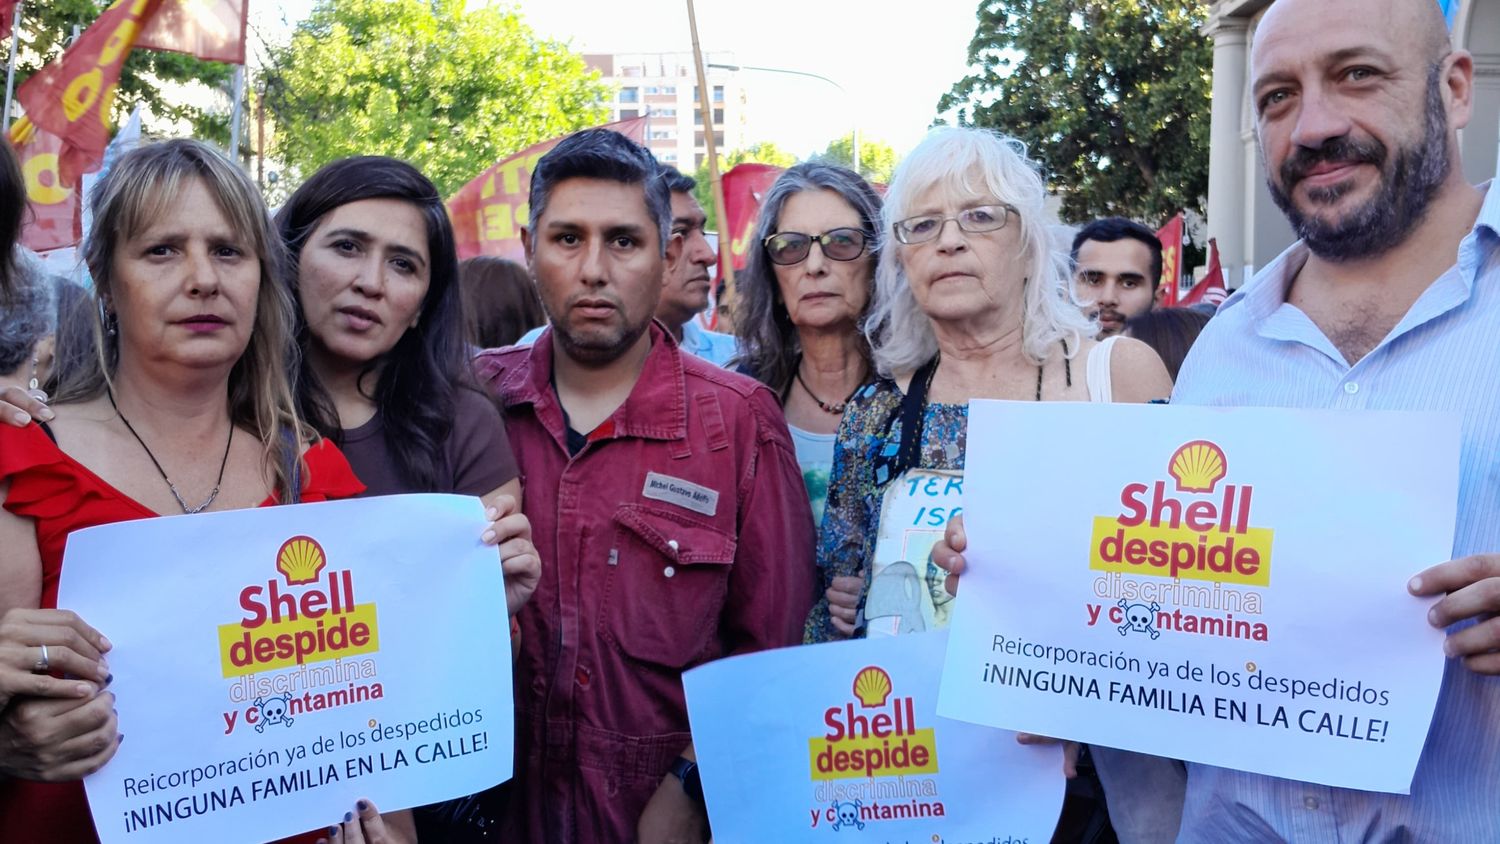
[706,62,860,173]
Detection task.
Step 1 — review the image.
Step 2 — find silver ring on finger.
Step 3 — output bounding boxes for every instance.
[32,643,49,674]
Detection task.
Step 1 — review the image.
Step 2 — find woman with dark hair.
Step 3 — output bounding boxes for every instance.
[1125,306,1213,382]
[276,156,522,507]
[734,163,883,524]
[460,255,545,348]
[732,163,883,639]
[275,156,532,842]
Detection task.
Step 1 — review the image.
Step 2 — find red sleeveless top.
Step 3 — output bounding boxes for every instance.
[0,422,365,843]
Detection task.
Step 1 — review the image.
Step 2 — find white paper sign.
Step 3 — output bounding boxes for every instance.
[58,494,514,843]
[939,403,1459,794]
[685,631,1064,843]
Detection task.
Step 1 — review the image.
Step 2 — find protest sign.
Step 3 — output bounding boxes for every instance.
[866,469,962,636]
[938,402,1459,794]
[58,494,514,843]
[685,631,1064,843]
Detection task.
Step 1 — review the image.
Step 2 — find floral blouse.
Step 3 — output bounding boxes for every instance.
[803,378,969,643]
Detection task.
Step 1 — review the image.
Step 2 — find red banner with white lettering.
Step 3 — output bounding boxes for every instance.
[1155,213,1184,307]
[447,117,649,262]
[8,118,82,252]
[135,0,247,64]
[720,162,785,279]
[14,0,165,187]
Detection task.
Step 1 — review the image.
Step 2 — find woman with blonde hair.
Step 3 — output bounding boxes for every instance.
[0,140,530,843]
[806,126,1172,642]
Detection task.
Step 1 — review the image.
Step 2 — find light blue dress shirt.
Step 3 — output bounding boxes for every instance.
[1169,184,1500,842]
[515,318,738,368]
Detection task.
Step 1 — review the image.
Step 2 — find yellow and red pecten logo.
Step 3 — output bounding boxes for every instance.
[1090,440,1274,587]
[216,536,380,678]
[808,666,939,781]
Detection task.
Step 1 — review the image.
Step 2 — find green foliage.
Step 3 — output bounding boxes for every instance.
[938,0,1211,223]
[10,0,233,142]
[263,0,610,197]
[814,132,898,185]
[691,142,799,230]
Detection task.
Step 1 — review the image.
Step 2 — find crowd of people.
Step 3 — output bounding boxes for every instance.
[0,0,1497,841]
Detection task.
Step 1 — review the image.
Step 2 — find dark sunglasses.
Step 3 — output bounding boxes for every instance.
[762,228,871,266]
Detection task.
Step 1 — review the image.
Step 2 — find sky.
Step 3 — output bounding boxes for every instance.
[267,0,984,159]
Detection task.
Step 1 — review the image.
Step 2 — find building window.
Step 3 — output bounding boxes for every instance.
[661,152,678,163]
[655,107,676,117]
[649,130,673,140]
[694,131,722,148]
[662,86,676,95]
[620,88,640,103]
[713,108,723,125]
[713,85,724,103]
[644,86,659,94]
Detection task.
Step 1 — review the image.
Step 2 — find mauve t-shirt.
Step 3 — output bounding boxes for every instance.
[337,387,519,496]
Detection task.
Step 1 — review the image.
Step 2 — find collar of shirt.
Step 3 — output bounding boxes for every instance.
[494,320,690,444]
[1217,181,1497,366]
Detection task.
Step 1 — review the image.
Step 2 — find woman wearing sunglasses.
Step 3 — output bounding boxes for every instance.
[802,127,1172,646]
[733,164,882,639]
[733,163,883,526]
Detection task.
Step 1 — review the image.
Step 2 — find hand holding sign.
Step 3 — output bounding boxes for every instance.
[480,495,539,617]
[929,514,967,598]
[1410,553,1500,674]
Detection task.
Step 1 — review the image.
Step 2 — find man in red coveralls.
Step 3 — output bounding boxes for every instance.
[474,129,817,843]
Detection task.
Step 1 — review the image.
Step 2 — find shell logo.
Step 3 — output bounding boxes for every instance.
[1168,440,1227,494]
[276,536,327,585]
[852,666,893,708]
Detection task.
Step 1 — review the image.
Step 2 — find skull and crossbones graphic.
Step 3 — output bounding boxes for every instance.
[253,694,294,732]
[829,799,865,832]
[1117,599,1161,639]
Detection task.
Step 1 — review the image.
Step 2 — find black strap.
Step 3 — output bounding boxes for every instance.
[869,355,939,488]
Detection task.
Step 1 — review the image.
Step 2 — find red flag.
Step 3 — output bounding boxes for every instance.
[8,117,82,252]
[135,0,247,64]
[720,162,785,277]
[1155,213,1184,307]
[1179,237,1228,308]
[447,116,649,262]
[14,0,165,187]
[0,1,21,41]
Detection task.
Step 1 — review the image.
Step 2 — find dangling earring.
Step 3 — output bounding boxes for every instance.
[98,298,117,337]
[26,354,48,402]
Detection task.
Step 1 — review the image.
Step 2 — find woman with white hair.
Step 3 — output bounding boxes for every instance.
[804,126,1171,643]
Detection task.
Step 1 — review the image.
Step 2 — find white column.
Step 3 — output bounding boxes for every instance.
[1204,12,1249,282]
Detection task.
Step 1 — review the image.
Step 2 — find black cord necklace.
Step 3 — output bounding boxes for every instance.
[107,389,233,514]
[795,369,859,415]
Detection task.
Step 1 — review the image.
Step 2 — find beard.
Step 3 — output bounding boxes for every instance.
[545,292,655,366]
[1266,67,1451,262]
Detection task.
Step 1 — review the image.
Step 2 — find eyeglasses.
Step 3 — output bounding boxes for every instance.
[762,228,871,266]
[892,204,1016,244]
